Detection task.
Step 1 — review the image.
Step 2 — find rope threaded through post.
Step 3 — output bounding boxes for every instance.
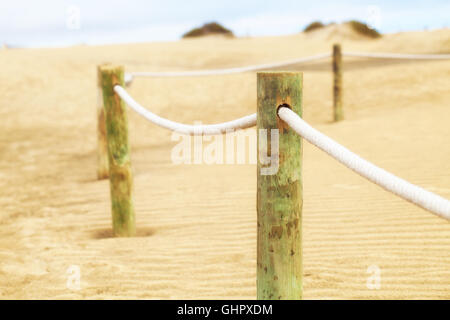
[257,71,303,300]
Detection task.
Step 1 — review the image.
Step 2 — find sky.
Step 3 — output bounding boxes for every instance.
[1,0,449,48]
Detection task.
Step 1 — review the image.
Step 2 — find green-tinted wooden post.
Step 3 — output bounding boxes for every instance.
[257,72,303,300]
[333,43,343,121]
[97,65,109,179]
[100,65,136,237]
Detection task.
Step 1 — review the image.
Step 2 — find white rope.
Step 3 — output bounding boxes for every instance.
[114,85,256,135]
[123,51,450,84]
[278,107,450,221]
[125,53,331,82]
[344,52,450,60]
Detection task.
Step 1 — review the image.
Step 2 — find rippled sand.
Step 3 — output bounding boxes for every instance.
[0,27,449,299]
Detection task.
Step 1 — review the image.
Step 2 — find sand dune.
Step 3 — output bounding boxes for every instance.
[0,28,449,299]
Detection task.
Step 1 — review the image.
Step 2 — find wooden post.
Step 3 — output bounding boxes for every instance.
[97,65,109,179]
[100,65,136,237]
[333,43,343,121]
[257,72,303,300]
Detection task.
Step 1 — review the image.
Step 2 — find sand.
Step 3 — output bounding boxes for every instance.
[0,27,449,299]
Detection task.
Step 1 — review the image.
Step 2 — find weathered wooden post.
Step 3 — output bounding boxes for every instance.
[257,72,303,300]
[100,65,136,237]
[97,65,109,179]
[333,43,343,121]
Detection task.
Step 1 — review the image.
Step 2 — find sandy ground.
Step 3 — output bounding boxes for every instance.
[0,27,450,299]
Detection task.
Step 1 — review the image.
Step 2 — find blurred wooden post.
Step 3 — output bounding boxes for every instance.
[97,65,109,179]
[333,44,343,121]
[257,72,303,300]
[100,65,136,237]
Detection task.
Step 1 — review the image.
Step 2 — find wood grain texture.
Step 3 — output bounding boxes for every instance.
[100,65,136,237]
[257,72,303,300]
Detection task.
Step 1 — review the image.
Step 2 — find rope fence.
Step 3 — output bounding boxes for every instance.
[112,83,450,221]
[114,85,256,135]
[344,51,450,60]
[278,107,450,221]
[125,53,331,82]
[96,44,450,300]
[124,50,450,83]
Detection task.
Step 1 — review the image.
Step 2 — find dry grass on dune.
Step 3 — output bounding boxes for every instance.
[0,27,449,299]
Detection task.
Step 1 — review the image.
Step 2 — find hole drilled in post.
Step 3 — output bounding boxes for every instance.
[276,103,292,117]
